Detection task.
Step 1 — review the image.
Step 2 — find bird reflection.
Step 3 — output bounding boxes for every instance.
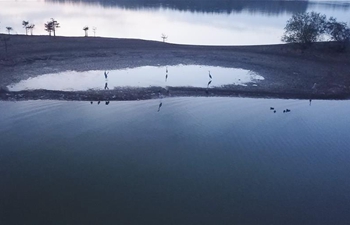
[165,66,169,82]
[104,82,109,90]
[157,101,163,112]
[207,80,212,87]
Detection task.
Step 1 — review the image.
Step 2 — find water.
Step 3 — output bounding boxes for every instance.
[8,65,263,91]
[0,97,350,224]
[1,0,349,45]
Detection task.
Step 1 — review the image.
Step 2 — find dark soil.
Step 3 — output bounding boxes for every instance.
[1,34,349,101]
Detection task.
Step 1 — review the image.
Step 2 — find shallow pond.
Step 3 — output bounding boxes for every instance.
[1,97,350,224]
[8,65,264,91]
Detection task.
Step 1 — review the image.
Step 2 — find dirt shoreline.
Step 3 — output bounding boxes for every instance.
[1,34,349,101]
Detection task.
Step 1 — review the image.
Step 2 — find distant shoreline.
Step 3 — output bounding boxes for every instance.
[1,34,349,100]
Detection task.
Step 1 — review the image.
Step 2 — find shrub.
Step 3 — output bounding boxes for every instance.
[281,12,327,46]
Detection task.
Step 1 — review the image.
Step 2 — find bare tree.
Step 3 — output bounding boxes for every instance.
[22,21,29,35]
[161,33,168,42]
[45,18,60,36]
[6,27,13,34]
[83,26,89,37]
[27,24,35,35]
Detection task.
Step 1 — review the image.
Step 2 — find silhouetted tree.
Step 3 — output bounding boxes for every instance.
[326,17,350,51]
[282,12,350,50]
[27,24,35,35]
[282,12,327,46]
[22,21,29,35]
[161,33,168,42]
[326,17,350,42]
[45,18,60,36]
[83,26,89,37]
[6,27,13,34]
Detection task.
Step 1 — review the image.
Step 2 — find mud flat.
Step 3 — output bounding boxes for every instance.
[1,34,349,100]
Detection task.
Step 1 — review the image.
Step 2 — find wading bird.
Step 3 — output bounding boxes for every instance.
[104,71,109,79]
[209,71,212,79]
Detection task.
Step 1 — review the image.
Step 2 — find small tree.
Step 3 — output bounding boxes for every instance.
[326,17,350,42]
[282,12,327,46]
[83,26,89,37]
[6,27,13,34]
[22,21,29,35]
[45,18,60,36]
[161,33,168,42]
[27,24,35,35]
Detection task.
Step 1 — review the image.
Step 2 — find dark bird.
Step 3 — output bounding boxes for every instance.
[104,71,109,79]
[165,74,168,81]
[270,107,274,110]
[105,101,110,105]
[283,110,286,113]
[104,82,109,90]
[98,101,100,104]
[274,110,276,113]
[286,109,291,112]
[209,70,212,79]
[166,66,168,73]
[90,101,93,104]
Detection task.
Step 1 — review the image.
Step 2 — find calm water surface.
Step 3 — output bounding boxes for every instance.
[0,0,349,45]
[0,97,350,224]
[8,65,263,91]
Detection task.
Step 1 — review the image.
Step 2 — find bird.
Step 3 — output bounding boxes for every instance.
[90,101,93,104]
[104,82,109,90]
[104,71,109,79]
[286,109,291,112]
[98,101,100,104]
[270,107,274,110]
[165,74,168,81]
[166,66,168,73]
[274,110,276,113]
[209,71,212,79]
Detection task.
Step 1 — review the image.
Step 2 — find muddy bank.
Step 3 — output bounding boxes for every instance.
[1,35,349,100]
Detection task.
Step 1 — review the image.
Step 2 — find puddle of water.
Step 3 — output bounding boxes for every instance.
[8,65,264,91]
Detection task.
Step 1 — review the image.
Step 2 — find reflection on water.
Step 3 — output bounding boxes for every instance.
[48,0,311,14]
[1,0,349,45]
[0,97,350,224]
[8,65,264,91]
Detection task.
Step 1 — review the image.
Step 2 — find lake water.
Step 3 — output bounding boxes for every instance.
[0,0,349,45]
[1,97,350,224]
[8,65,264,91]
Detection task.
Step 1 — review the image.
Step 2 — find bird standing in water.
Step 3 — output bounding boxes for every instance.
[209,71,212,79]
[104,71,109,79]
